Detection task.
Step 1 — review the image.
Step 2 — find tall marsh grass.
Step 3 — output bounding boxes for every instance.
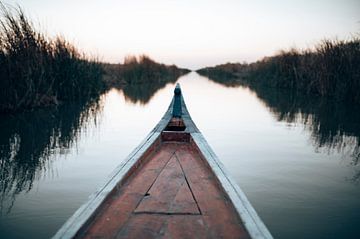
[0,3,104,113]
[103,55,190,87]
[249,38,360,103]
[197,37,360,104]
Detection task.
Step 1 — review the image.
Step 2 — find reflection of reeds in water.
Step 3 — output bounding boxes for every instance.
[200,70,360,181]
[0,97,103,213]
[121,81,176,105]
[210,74,360,162]
[103,55,189,104]
[197,37,360,181]
[245,83,360,182]
[0,3,104,113]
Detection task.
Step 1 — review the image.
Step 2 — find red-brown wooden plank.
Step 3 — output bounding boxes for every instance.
[134,154,199,214]
[161,215,208,239]
[115,214,166,239]
[78,142,251,239]
[170,178,199,214]
[175,144,251,239]
[80,143,177,239]
[116,214,209,239]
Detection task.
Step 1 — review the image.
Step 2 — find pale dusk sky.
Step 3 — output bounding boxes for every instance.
[4,0,360,69]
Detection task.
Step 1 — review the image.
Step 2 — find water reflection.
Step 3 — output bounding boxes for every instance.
[0,98,102,212]
[204,75,360,181]
[254,86,359,162]
[120,81,175,104]
[0,77,179,212]
[1,72,359,238]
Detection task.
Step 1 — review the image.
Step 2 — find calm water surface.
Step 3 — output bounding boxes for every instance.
[1,72,360,238]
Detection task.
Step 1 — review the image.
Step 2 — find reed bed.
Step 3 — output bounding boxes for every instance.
[103,55,190,87]
[197,37,360,104]
[0,3,104,113]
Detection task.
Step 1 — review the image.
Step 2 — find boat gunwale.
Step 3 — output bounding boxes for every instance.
[53,85,273,239]
[53,99,175,239]
[180,92,273,239]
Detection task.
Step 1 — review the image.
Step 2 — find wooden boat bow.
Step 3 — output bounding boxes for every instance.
[53,84,273,239]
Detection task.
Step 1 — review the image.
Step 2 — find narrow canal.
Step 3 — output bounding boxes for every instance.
[1,72,360,238]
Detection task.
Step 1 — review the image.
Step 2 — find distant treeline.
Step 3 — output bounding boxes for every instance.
[0,3,189,114]
[197,37,360,104]
[102,55,190,88]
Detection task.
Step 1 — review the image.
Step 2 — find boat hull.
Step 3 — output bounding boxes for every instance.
[53,85,273,239]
